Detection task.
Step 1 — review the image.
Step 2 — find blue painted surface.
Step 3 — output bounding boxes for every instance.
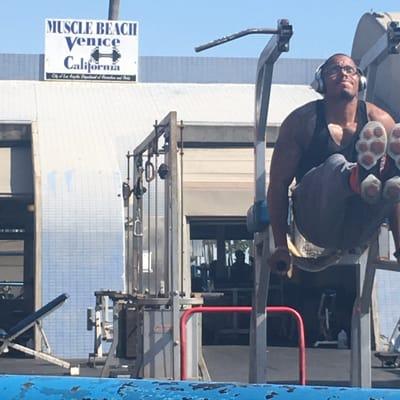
[0,376,400,399]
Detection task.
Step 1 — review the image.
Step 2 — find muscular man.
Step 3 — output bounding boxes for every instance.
[267,53,399,274]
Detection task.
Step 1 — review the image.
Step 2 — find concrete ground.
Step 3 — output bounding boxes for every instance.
[0,346,399,389]
[203,346,400,388]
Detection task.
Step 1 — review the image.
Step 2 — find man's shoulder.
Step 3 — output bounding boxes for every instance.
[365,101,393,120]
[280,100,319,139]
[286,100,319,123]
[365,101,395,131]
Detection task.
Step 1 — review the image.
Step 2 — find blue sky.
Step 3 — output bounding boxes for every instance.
[2,1,400,59]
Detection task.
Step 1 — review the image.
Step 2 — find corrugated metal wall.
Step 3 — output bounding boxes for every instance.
[0,54,323,85]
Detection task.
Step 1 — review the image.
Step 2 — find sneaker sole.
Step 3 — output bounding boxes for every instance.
[383,124,400,201]
[383,176,400,202]
[356,121,387,204]
[356,121,387,169]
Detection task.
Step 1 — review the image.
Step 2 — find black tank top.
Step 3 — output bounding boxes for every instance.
[295,100,369,183]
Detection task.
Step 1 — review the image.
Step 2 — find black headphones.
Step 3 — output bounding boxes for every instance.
[314,62,367,94]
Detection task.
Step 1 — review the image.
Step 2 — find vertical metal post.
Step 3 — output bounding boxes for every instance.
[108,0,120,20]
[125,152,132,293]
[350,240,377,387]
[249,229,271,383]
[132,155,143,293]
[364,64,378,103]
[168,112,182,379]
[254,64,273,203]
[179,122,185,294]
[249,20,292,383]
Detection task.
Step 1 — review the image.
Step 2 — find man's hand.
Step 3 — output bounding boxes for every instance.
[268,247,292,275]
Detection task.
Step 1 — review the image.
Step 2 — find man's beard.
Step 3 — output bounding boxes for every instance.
[340,89,356,101]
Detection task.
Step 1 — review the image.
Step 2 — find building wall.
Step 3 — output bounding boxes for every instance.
[183,148,273,216]
[0,54,323,85]
[0,81,125,358]
[0,79,319,357]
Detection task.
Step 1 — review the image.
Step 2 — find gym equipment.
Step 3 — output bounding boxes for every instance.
[375,316,400,367]
[0,293,79,376]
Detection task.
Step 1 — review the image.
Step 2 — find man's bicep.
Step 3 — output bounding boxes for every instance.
[368,103,395,133]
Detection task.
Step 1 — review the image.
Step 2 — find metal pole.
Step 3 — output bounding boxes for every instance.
[108,0,120,20]
[168,111,182,379]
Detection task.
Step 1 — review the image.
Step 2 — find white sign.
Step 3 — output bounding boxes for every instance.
[44,18,138,82]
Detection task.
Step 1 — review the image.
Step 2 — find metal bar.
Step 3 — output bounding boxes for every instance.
[350,247,372,388]
[195,28,279,53]
[179,121,184,294]
[134,119,169,156]
[132,155,142,293]
[0,281,23,286]
[125,152,131,292]
[108,0,120,20]
[364,63,378,103]
[168,111,181,379]
[7,342,71,370]
[147,156,151,292]
[375,259,400,272]
[180,305,306,384]
[100,302,120,377]
[254,22,291,202]
[249,230,270,383]
[359,22,400,102]
[358,33,389,72]
[2,375,400,399]
[154,151,159,294]
[360,239,378,314]
[36,321,51,353]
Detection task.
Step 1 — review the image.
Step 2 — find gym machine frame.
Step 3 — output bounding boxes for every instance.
[246,18,400,388]
[196,18,400,387]
[122,19,294,381]
[195,19,293,383]
[347,20,400,387]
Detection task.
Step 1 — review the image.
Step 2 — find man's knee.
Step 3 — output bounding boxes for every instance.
[325,153,348,167]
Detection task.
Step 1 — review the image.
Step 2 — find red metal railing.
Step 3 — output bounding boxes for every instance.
[180,306,306,385]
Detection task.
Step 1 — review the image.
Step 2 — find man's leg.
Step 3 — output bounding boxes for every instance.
[292,153,392,250]
[292,153,355,249]
[292,122,397,250]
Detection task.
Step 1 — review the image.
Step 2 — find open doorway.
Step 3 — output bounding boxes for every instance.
[0,123,35,354]
[189,218,260,344]
[189,217,356,347]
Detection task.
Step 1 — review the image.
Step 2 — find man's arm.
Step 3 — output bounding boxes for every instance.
[267,107,307,272]
[367,102,395,135]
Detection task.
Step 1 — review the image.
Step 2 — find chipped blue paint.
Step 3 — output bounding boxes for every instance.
[0,375,399,399]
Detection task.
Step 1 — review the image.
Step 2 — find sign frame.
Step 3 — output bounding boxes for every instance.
[44,18,138,82]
